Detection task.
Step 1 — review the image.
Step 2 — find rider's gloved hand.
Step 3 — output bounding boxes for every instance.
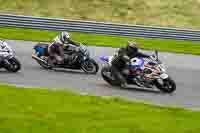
[150,55,157,60]
[75,46,80,52]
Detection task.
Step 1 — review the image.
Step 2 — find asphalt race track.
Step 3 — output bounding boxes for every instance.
[0,40,200,109]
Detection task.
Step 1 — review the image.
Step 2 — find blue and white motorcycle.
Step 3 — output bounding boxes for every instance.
[99,50,176,93]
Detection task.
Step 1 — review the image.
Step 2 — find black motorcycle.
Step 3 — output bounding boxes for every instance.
[32,43,99,74]
[0,52,21,72]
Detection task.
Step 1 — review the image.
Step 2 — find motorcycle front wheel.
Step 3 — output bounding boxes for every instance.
[154,77,176,93]
[81,59,99,74]
[5,57,21,72]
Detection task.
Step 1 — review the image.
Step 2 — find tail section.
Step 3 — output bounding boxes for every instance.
[99,56,109,62]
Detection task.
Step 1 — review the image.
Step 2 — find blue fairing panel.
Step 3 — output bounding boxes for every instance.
[34,47,45,56]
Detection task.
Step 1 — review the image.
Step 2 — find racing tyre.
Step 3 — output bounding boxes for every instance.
[155,77,176,93]
[32,54,52,69]
[81,59,99,74]
[101,66,120,86]
[5,57,21,72]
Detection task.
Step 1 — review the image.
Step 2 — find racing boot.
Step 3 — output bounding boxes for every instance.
[121,82,129,88]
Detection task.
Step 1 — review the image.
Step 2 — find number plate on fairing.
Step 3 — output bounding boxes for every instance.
[160,73,168,79]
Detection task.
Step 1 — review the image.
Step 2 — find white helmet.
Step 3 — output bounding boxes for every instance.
[60,31,70,43]
[0,40,7,49]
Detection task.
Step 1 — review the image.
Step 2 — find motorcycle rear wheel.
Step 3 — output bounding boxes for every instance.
[101,66,120,86]
[37,60,52,69]
[32,55,52,69]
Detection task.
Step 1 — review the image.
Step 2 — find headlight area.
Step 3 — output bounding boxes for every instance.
[84,50,90,57]
[158,64,166,73]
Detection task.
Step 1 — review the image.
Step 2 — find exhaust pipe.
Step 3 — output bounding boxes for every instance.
[32,54,47,64]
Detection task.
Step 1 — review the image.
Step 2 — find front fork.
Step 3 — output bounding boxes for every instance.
[154,73,169,85]
[3,55,14,69]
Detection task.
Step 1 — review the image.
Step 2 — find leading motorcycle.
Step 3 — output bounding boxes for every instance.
[0,51,21,72]
[99,50,176,93]
[32,43,99,74]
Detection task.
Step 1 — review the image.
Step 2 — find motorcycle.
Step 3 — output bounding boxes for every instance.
[32,43,99,74]
[99,50,176,93]
[0,52,21,72]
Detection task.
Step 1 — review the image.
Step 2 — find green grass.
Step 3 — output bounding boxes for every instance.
[1,27,200,55]
[1,0,200,29]
[0,84,200,133]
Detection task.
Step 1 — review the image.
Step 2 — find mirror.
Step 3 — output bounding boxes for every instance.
[155,50,158,61]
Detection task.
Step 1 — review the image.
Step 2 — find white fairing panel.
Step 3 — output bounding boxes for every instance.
[108,56,113,65]
[130,58,141,66]
[160,73,169,79]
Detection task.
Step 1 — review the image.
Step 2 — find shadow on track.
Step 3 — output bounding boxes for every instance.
[97,83,175,95]
[52,69,93,75]
[0,69,22,74]
[32,66,88,75]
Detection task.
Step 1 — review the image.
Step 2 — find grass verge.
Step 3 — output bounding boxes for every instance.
[1,0,200,29]
[0,27,200,55]
[0,84,200,133]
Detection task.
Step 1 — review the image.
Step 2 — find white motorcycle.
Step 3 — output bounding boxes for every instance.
[100,50,176,93]
[0,51,21,72]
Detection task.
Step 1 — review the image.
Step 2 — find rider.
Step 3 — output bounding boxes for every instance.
[48,31,80,66]
[111,41,152,88]
[0,40,13,57]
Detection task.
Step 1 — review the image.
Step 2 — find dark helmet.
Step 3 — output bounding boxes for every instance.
[126,41,139,53]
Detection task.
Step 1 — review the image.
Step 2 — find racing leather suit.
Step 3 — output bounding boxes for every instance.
[111,47,150,86]
[0,40,13,67]
[0,40,13,57]
[48,35,79,65]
